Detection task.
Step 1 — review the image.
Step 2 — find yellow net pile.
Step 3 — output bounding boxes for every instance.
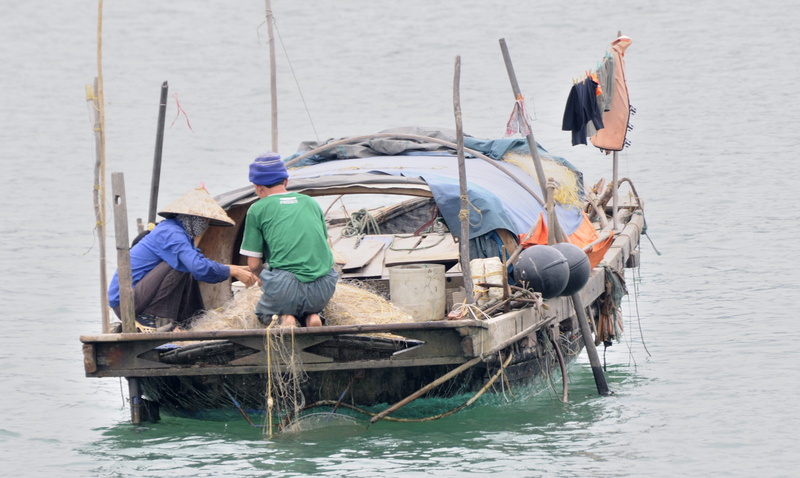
[323,281,413,326]
[502,151,582,209]
[189,286,263,331]
[188,280,413,330]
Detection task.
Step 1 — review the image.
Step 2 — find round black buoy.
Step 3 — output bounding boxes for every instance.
[513,245,569,299]
[552,242,591,296]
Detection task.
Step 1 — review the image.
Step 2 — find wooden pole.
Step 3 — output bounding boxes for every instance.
[111,173,136,334]
[453,55,475,304]
[549,180,609,395]
[87,80,110,334]
[148,81,169,226]
[612,151,619,231]
[499,38,609,396]
[94,1,110,334]
[265,0,278,152]
[498,38,548,195]
[611,31,623,232]
[369,357,482,424]
[127,376,142,425]
[573,294,609,395]
[112,172,144,423]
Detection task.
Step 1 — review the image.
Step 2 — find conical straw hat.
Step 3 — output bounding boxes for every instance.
[158,187,235,227]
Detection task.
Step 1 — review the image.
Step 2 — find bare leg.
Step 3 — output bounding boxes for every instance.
[280,314,298,327]
[305,313,323,327]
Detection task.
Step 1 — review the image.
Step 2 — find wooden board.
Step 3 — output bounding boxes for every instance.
[341,239,386,271]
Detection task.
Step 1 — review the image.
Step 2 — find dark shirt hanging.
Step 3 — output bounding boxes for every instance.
[562,76,604,146]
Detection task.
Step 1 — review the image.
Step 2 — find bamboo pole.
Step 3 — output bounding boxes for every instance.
[453,55,475,305]
[265,0,278,152]
[94,0,109,334]
[87,80,109,334]
[148,81,169,226]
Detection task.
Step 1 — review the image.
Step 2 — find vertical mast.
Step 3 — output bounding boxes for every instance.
[265,0,278,152]
[94,0,109,333]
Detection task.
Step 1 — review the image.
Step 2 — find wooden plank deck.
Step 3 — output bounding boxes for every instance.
[81,205,644,383]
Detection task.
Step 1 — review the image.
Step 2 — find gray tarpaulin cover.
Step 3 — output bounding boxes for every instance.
[286,127,585,240]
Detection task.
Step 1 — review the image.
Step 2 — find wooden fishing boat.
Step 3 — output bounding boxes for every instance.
[81,15,644,428]
[80,125,644,428]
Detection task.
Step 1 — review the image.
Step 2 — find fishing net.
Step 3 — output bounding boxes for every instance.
[188,280,414,331]
[323,280,413,327]
[178,279,415,436]
[502,151,583,209]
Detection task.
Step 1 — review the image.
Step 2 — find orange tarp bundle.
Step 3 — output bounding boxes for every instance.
[517,212,550,249]
[517,211,613,268]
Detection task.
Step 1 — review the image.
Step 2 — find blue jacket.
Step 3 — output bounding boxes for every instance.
[108,218,229,308]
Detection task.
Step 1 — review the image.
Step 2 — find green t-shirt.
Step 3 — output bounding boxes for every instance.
[240,192,333,282]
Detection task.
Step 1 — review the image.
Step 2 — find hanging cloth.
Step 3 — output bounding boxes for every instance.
[590,36,632,151]
[562,76,604,146]
[505,96,533,137]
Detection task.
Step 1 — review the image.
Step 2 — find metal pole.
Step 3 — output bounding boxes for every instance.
[453,55,475,304]
[265,0,278,152]
[148,81,169,226]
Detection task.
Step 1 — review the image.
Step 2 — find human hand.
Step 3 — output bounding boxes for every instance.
[230,265,260,288]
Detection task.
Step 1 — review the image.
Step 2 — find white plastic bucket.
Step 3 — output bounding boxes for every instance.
[389,264,446,321]
[231,280,246,296]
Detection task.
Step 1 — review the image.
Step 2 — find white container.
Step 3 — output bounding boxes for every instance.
[389,264,446,321]
[231,280,246,297]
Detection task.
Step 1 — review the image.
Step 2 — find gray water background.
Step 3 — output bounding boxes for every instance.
[1,1,799,476]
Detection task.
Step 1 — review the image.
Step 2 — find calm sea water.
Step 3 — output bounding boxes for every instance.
[1,1,798,477]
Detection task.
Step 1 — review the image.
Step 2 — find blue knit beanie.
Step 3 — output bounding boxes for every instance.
[249,152,289,186]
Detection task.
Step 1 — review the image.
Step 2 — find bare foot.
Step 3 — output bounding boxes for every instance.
[305,313,323,327]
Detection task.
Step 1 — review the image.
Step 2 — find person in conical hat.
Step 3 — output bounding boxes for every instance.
[239,153,338,328]
[108,186,259,333]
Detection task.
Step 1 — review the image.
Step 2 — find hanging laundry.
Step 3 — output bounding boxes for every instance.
[561,75,603,146]
[596,55,615,112]
[504,96,533,137]
[590,36,632,152]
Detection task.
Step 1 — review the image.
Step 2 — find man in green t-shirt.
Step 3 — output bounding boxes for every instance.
[240,153,338,327]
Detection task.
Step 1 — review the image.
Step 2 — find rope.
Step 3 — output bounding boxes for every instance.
[388,233,445,251]
[342,208,381,237]
[264,314,278,438]
[458,194,483,226]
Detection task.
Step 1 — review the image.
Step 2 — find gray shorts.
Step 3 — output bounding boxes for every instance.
[255,267,338,323]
